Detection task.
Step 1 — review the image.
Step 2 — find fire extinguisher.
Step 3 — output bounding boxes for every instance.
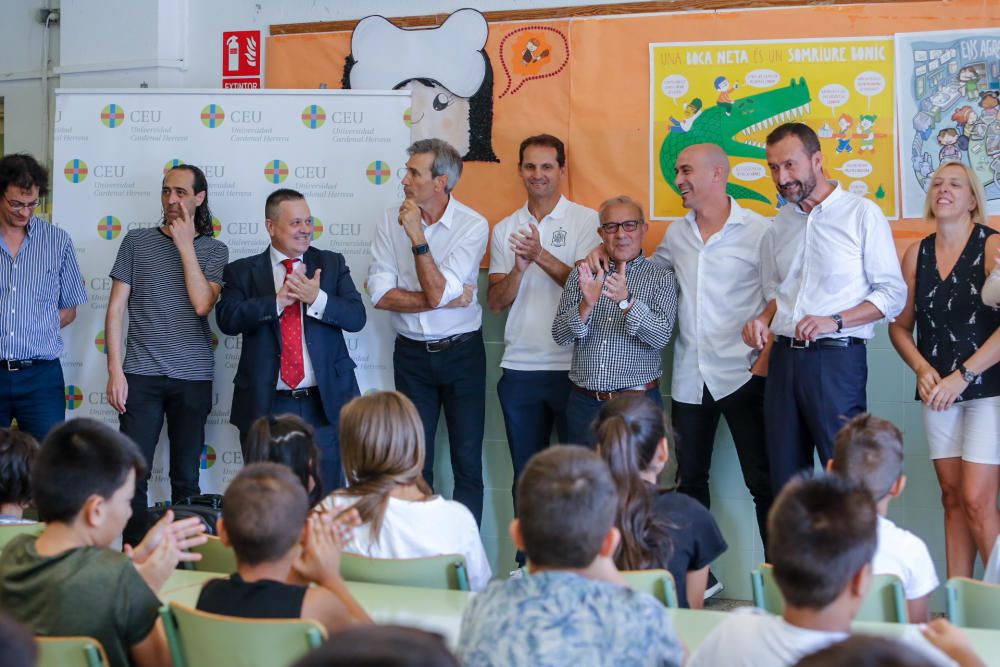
[227,35,239,73]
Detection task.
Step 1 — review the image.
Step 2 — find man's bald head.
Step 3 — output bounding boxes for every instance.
[674,143,731,211]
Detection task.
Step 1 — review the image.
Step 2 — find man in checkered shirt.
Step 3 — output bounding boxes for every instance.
[552,195,677,446]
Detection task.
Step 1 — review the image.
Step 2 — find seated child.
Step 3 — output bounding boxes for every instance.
[595,395,726,608]
[244,414,323,505]
[456,445,685,667]
[829,414,938,622]
[0,428,39,524]
[291,625,460,667]
[198,462,370,633]
[796,625,986,667]
[320,391,491,592]
[688,474,956,667]
[0,418,207,667]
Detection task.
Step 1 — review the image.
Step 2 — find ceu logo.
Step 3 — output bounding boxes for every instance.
[264,160,288,184]
[403,107,413,128]
[65,385,84,410]
[301,104,326,129]
[211,216,222,238]
[366,161,391,185]
[100,103,125,128]
[97,215,121,240]
[94,330,108,354]
[163,158,185,174]
[64,159,88,183]
[200,104,225,128]
[312,217,324,241]
[199,444,217,470]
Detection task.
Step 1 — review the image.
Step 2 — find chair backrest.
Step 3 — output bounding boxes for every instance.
[161,602,326,667]
[339,552,470,591]
[621,569,680,608]
[751,564,907,623]
[187,535,238,573]
[36,636,109,667]
[0,522,43,551]
[946,576,1000,630]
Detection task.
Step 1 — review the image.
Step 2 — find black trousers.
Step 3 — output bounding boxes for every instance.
[672,375,773,552]
[120,374,212,547]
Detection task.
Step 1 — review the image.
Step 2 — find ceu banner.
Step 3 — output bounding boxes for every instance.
[651,37,897,221]
[53,89,411,500]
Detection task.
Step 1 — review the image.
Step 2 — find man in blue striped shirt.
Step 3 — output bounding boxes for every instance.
[0,153,86,442]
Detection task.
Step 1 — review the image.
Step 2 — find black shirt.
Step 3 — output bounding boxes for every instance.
[196,573,307,619]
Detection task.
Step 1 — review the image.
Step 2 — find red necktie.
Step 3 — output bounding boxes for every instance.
[279,258,304,389]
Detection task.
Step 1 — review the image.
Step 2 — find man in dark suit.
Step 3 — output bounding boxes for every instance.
[216,188,366,493]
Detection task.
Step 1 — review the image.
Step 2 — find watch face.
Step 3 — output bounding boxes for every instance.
[618,299,630,309]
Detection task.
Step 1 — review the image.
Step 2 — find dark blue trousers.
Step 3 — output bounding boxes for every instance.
[393,331,485,525]
[565,386,663,448]
[0,359,64,443]
[764,343,868,495]
[270,390,342,495]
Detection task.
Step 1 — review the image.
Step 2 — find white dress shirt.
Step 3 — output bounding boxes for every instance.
[271,246,327,390]
[489,196,600,371]
[368,196,488,341]
[653,198,769,404]
[761,183,906,340]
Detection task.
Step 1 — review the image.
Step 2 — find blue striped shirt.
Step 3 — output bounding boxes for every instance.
[0,216,87,360]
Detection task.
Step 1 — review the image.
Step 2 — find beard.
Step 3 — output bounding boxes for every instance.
[779,172,817,204]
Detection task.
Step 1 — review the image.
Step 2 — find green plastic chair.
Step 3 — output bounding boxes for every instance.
[186,535,237,573]
[36,636,108,667]
[946,577,1000,630]
[160,602,326,667]
[751,563,909,623]
[339,552,470,591]
[622,569,680,607]
[0,522,43,551]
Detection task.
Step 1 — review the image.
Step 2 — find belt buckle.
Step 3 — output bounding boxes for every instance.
[789,338,810,349]
[4,360,19,371]
[290,388,309,399]
[425,340,444,353]
[596,390,615,401]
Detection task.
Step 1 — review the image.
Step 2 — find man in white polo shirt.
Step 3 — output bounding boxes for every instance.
[487,134,600,509]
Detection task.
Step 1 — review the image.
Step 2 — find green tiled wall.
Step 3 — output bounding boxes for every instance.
[429,271,955,608]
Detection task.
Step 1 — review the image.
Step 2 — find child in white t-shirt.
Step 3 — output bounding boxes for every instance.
[829,414,938,622]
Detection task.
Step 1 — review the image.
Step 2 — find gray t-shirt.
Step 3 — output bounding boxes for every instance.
[0,534,161,667]
[110,227,228,381]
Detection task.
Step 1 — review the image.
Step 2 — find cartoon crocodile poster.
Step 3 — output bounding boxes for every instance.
[651,38,897,220]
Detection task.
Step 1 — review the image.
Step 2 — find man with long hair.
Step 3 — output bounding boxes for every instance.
[105,164,228,547]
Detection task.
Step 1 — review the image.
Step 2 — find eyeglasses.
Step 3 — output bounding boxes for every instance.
[4,197,40,213]
[600,220,641,234]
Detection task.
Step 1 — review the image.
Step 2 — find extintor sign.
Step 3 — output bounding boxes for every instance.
[222,30,261,88]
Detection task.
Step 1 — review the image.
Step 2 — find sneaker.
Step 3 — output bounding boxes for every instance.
[704,571,724,600]
[508,568,525,580]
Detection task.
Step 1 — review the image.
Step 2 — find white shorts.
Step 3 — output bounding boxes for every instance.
[923,395,1000,464]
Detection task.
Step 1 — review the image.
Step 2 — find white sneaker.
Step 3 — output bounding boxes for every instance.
[704,571,724,599]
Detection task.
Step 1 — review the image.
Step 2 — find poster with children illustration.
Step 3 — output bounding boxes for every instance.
[895,28,1000,218]
[650,37,897,220]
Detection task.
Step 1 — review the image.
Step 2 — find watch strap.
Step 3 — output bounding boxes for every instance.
[412,243,430,256]
[958,363,979,382]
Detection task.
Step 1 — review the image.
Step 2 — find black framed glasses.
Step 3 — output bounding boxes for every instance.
[600,220,641,234]
[4,197,40,213]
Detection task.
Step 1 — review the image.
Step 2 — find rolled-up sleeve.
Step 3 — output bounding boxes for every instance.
[552,267,588,345]
[367,210,399,306]
[861,208,906,322]
[624,269,677,349]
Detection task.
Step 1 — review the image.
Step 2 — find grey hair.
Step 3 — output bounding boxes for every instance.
[407,138,463,193]
[598,195,645,224]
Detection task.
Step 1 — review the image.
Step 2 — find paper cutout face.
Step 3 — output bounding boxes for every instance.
[401,79,472,157]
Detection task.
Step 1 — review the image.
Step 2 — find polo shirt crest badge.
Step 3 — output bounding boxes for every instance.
[551,228,567,247]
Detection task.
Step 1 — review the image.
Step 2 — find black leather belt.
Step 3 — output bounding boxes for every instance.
[398,329,480,353]
[275,387,318,399]
[572,379,659,401]
[1,359,50,371]
[775,335,867,349]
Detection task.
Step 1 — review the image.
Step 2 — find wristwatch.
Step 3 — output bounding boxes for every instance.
[618,295,631,310]
[831,313,844,333]
[958,363,979,383]
[411,243,430,256]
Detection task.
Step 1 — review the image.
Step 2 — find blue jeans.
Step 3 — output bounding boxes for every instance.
[394,331,485,524]
[565,385,664,448]
[0,359,64,443]
[498,369,571,499]
[764,343,868,494]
